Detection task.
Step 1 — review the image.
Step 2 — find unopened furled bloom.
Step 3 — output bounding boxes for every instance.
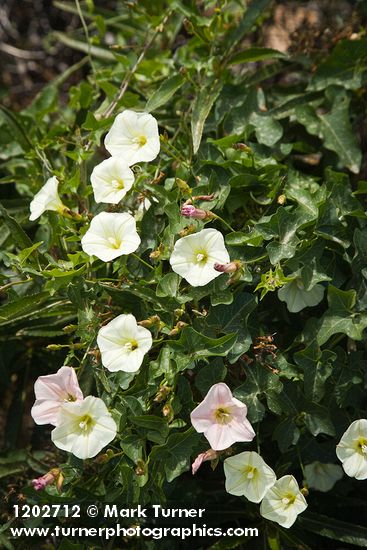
[97,313,152,373]
[29,176,65,221]
[31,366,83,426]
[304,462,343,492]
[91,157,135,204]
[81,212,140,262]
[180,205,209,220]
[192,449,218,475]
[224,451,276,503]
[190,382,255,451]
[32,468,61,491]
[336,419,367,480]
[104,110,160,165]
[51,396,117,460]
[214,261,240,274]
[169,228,230,287]
[278,277,325,313]
[260,475,307,528]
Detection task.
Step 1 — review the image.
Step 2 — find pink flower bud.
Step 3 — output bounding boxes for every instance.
[32,469,61,491]
[180,205,208,220]
[214,261,240,273]
[192,449,218,475]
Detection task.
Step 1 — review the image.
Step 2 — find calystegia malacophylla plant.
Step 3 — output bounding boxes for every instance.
[1,1,367,549]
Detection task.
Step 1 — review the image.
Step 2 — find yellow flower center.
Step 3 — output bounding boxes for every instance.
[214,407,232,425]
[195,251,207,264]
[78,414,94,432]
[245,466,257,479]
[123,340,138,352]
[281,493,296,507]
[107,236,121,249]
[111,178,124,190]
[357,438,367,454]
[65,393,77,402]
[132,135,147,147]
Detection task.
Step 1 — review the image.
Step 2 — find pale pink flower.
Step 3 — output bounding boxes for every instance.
[192,449,218,475]
[31,366,83,426]
[190,383,255,451]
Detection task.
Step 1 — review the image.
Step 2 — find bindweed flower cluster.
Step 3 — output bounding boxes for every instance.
[190,383,308,528]
[224,452,307,527]
[81,109,160,261]
[31,366,117,460]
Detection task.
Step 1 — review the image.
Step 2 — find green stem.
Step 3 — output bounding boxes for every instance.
[245,254,268,264]
[0,277,32,293]
[132,253,154,270]
[211,213,235,232]
[75,0,97,76]
[160,140,190,167]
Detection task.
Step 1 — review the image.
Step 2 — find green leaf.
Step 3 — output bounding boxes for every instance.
[131,415,169,444]
[225,0,273,53]
[195,359,227,396]
[327,285,356,314]
[156,272,180,297]
[191,79,223,154]
[317,313,367,346]
[309,39,367,91]
[228,47,287,65]
[273,418,300,452]
[0,106,33,152]
[250,112,283,146]
[168,327,237,358]
[304,403,335,436]
[234,364,283,423]
[295,87,362,173]
[316,285,367,345]
[206,292,257,361]
[294,344,335,403]
[299,511,367,547]
[0,291,50,322]
[53,31,115,60]
[146,74,185,112]
[150,428,201,482]
[0,202,33,250]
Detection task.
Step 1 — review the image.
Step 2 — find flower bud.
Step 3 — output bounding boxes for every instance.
[162,403,173,418]
[138,315,161,328]
[233,143,252,152]
[181,205,209,220]
[168,321,188,336]
[277,194,286,205]
[32,468,61,491]
[301,486,309,497]
[154,385,172,403]
[63,324,77,333]
[135,459,146,476]
[214,261,241,273]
